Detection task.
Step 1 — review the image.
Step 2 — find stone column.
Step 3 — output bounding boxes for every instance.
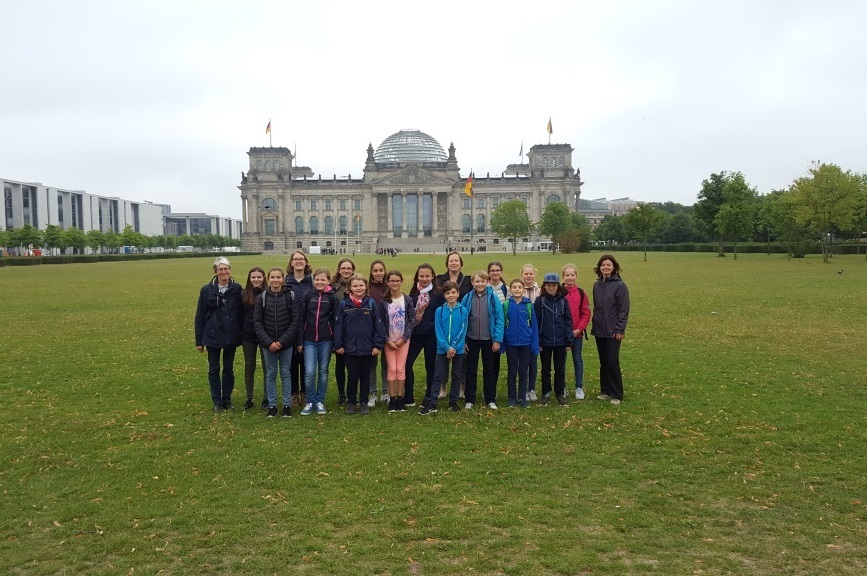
[249,194,259,234]
[387,193,393,238]
[431,193,438,238]
[416,193,423,237]
[401,192,407,238]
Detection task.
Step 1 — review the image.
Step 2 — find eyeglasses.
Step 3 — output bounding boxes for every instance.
[388,279,402,283]
[291,258,306,262]
[489,269,502,273]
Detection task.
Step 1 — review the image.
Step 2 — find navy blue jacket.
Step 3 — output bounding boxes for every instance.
[334,296,387,355]
[534,293,574,347]
[195,276,243,349]
[409,290,444,337]
[286,273,313,301]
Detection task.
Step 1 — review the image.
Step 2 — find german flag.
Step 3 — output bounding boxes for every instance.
[464,172,474,198]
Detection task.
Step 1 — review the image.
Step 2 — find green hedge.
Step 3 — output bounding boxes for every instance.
[1,251,261,267]
[602,242,866,255]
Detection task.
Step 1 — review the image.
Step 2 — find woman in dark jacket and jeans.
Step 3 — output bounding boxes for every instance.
[590,254,630,405]
[195,257,243,412]
[240,266,266,410]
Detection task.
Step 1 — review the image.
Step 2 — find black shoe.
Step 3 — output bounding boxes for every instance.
[261,399,269,410]
[345,403,357,415]
[213,403,224,412]
[449,402,459,412]
[223,401,234,411]
[282,405,293,418]
[242,400,255,410]
[419,404,437,415]
[338,394,347,406]
[556,395,567,406]
[403,397,416,407]
[266,407,278,418]
[388,398,398,413]
[539,394,550,406]
[398,397,406,412]
[360,403,370,415]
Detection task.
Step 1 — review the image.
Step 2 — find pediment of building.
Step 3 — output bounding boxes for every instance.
[367,165,455,188]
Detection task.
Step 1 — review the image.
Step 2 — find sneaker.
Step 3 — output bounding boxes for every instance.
[527,390,538,402]
[388,398,398,413]
[419,404,437,415]
[266,407,278,418]
[282,405,293,418]
[519,400,529,408]
[360,403,370,415]
[345,403,357,415]
[337,394,347,406]
[260,398,269,410]
[575,388,585,400]
[381,393,390,404]
[403,398,416,407]
[300,403,314,416]
[539,394,550,406]
[213,403,224,412]
[223,401,234,411]
[315,402,327,415]
[242,399,255,410]
[367,396,376,408]
[449,402,459,412]
[398,397,407,412]
[610,398,621,405]
[597,394,611,400]
[290,394,301,408]
[556,395,567,406]
[464,402,474,410]
[507,400,517,407]
[487,402,498,410]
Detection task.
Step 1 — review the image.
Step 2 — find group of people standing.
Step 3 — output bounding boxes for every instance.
[194,251,630,417]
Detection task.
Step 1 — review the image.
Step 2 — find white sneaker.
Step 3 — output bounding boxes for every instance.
[464,402,473,410]
[367,396,376,408]
[300,403,314,416]
[487,402,498,410]
[610,398,621,405]
[575,388,585,400]
[315,402,327,415]
[381,393,390,404]
[527,390,538,402]
[597,394,611,400]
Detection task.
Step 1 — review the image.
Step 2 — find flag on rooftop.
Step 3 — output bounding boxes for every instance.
[546,117,552,135]
[464,172,474,198]
[265,120,271,134]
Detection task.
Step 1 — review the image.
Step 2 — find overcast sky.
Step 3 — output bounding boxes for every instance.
[2,0,865,219]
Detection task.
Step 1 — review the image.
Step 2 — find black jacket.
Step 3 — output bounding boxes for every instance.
[590,274,630,338]
[535,293,574,347]
[436,272,473,299]
[195,277,242,349]
[409,290,444,337]
[240,288,263,343]
[253,287,302,348]
[300,288,339,343]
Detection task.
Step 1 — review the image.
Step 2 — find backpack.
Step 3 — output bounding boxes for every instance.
[575,287,588,340]
[503,299,532,329]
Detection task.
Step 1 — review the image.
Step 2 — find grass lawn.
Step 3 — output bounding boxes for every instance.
[1,251,865,575]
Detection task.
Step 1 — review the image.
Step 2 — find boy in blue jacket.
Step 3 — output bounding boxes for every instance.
[501,279,540,408]
[420,281,469,415]
[461,270,505,410]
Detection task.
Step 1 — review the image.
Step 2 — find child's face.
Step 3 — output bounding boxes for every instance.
[387,275,403,292]
[249,271,264,289]
[544,283,558,295]
[473,276,488,293]
[339,262,355,280]
[487,265,502,284]
[268,270,284,291]
[350,279,367,299]
[444,288,459,304]
[510,282,525,299]
[521,268,535,286]
[562,268,577,287]
[417,268,433,288]
[313,273,329,291]
[371,264,386,283]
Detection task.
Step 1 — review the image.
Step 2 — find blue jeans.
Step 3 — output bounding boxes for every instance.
[207,346,236,406]
[571,336,584,390]
[303,340,333,405]
[262,346,293,408]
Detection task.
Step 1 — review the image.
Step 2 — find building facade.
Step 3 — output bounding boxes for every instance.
[239,129,583,253]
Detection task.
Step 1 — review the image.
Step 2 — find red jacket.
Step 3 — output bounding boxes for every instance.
[564,284,591,335]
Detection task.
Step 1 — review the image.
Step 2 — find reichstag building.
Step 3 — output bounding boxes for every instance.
[239,129,583,253]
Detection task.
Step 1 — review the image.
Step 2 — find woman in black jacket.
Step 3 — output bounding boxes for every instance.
[195,257,243,412]
[404,263,444,406]
[590,254,630,405]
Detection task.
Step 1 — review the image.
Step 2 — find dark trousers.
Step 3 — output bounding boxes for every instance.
[505,345,531,404]
[405,332,437,404]
[241,339,265,401]
[595,336,624,400]
[335,353,347,398]
[344,354,373,405]
[528,354,538,391]
[465,338,498,404]
[428,353,465,406]
[290,347,306,396]
[540,345,567,398]
[206,345,236,405]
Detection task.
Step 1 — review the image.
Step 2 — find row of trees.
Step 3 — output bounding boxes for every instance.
[1,224,241,255]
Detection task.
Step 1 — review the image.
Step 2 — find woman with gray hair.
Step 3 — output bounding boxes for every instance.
[195,257,243,411]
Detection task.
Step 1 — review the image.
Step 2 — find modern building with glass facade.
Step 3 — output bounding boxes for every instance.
[239,129,584,253]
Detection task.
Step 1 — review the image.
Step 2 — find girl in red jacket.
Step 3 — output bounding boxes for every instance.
[562,264,592,400]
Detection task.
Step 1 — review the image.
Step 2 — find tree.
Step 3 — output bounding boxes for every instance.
[788,162,866,262]
[765,190,812,258]
[695,171,733,256]
[104,230,123,253]
[659,211,699,243]
[557,229,584,253]
[594,215,628,248]
[0,228,9,251]
[539,202,572,254]
[66,226,87,254]
[86,230,104,254]
[490,200,533,255]
[623,203,665,261]
[695,171,757,257]
[43,225,67,255]
[10,224,43,251]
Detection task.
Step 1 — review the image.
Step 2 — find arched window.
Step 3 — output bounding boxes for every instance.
[265,160,272,171]
[324,216,334,235]
[261,197,277,211]
[256,159,263,170]
[339,215,348,235]
[462,214,471,233]
[310,216,319,235]
[476,214,485,233]
[264,241,274,250]
[546,194,561,205]
[295,216,304,234]
[353,216,363,235]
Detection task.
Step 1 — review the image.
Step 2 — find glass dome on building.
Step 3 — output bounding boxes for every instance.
[374,129,448,164]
